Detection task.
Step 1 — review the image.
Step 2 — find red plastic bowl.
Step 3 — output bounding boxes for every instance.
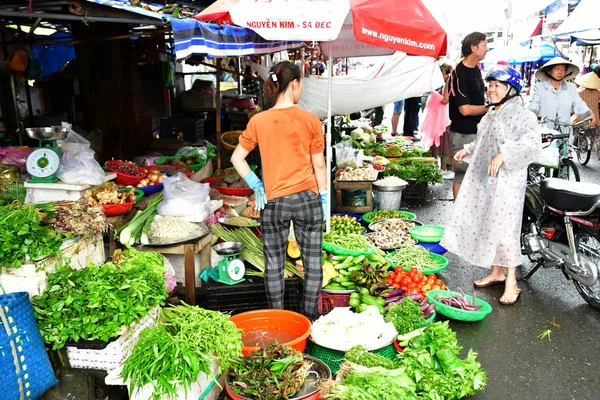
[226,386,320,400]
[102,201,135,217]
[393,340,405,353]
[229,309,311,356]
[106,160,146,185]
[201,176,253,196]
[145,165,193,178]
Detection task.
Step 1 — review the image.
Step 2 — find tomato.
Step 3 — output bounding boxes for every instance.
[408,287,420,294]
[435,279,445,287]
[440,282,447,290]
[394,266,404,274]
[427,274,437,280]
[431,285,441,291]
[386,278,393,285]
[389,271,396,278]
[408,268,419,276]
[425,278,435,286]
[412,274,424,284]
[421,284,432,292]
[401,276,412,286]
[394,275,403,284]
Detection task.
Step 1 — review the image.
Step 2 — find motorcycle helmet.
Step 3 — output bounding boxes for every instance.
[485,65,522,106]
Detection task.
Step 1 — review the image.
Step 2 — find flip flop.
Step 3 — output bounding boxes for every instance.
[499,289,521,306]
[473,278,506,288]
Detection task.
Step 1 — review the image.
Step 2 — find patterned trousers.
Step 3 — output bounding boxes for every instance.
[260,190,323,319]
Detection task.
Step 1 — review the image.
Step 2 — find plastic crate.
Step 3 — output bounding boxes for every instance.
[318,292,351,315]
[307,342,397,374]
[203,278,302,315]
[403,182,428,200]
[161,117,204,142]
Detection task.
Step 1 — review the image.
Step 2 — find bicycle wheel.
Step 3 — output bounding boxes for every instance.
[557,159,580,181]
[575,134,592,166]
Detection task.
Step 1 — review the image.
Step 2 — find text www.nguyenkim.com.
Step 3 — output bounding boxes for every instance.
[361,27,436,51]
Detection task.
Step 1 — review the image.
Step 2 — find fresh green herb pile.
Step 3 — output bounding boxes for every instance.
[344,346,396,369]
[228,343,313,400]
[327,365,418,400]
[32,248,167,350]
[400,148,433,158]
[122,304,243,400]
[384,161,443,185]
[384,298,424,335]
[0,203,63,268]
[397,321,487,399]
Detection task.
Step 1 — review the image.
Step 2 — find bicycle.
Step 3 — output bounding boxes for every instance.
[573,123,599,166]
[527,117,589,184]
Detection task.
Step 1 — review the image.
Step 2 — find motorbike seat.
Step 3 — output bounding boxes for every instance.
[540,178,600,212]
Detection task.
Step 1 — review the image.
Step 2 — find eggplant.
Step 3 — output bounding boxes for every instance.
[385,295,401,304]
[409,293,422,301]
[420,303,429,312]
[385,288,404,298]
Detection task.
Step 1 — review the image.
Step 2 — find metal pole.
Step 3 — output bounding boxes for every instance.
[326,41,333,233]
[237,57,243,95]
[216,59,222,170]
[0,10,166,25]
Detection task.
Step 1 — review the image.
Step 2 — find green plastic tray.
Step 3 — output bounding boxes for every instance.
[307,342,397,374]
[322,241,375,257]
[426,290,492,322]
[362,210,416,224]
[154,156,205,172]
[408,225,445,243]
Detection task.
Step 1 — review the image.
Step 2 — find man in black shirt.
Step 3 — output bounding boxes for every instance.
[448,32,489,199]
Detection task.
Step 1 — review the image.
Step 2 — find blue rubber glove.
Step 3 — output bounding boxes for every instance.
[243,171,267,211]
[320,190,329,220]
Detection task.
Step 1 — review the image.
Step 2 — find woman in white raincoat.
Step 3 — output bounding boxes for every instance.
[441,66,541,305]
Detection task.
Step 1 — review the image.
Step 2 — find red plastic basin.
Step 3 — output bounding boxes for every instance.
[102,200,135,217]
[229,309,311,355]
[201,176,253,196]
[226,386,320,400]
[106,160,146,185]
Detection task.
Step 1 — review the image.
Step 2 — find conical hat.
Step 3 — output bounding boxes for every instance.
[535,57,580,82]
[575,72,600,90]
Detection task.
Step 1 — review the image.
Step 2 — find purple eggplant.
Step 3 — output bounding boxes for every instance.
[386,288,404,298]
[385,296,401,304]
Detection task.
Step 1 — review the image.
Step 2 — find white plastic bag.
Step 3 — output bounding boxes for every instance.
[157,173,210,220]
[334,140,364,169]
[57,148,104,185]
[59,122,90,153]
[536,140,559,168]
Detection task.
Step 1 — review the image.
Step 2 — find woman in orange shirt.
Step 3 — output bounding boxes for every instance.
[231,61,328,319]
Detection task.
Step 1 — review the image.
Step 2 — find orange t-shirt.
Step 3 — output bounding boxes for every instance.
[238,106,324,200]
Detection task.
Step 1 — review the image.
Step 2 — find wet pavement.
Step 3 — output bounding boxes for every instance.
[400,156,600,400]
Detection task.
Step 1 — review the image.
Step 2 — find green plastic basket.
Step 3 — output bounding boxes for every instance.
[117,188,144,203]
[362,210,416,224]
[307,342,397,374]
[322,241,376,257]
[386,250,449,275]
[426,290,492,322]
[408,225,445,243]
[154,156,206,172]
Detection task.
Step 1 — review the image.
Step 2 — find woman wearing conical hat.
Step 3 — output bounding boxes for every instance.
[528,57,598,127]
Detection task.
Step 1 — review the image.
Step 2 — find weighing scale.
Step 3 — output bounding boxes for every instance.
[213,241,246,285]
[25,126,69,183]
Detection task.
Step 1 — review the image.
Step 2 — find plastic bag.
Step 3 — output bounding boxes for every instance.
[1,147,31,169]
[536,140,559,168]
[334,140,364,169]
[420,90,448,149]
[57,148,105,185]
[59,122,90,153]
[175,146,207,167]
[163,256,177,293]
[157,173,211,220]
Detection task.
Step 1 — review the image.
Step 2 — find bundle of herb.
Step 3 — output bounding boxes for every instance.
[228,343,313,400]
[326,364,418,400]
[384,298,424,335]
[32,248,167,350]
[384,161,443,185]
[40,200,109,237]
[122,304,243,400]
[344,345,397,369]
[0,203,63,268]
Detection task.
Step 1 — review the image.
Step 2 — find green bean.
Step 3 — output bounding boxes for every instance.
[386,244,438,270]
[323,233,371,251]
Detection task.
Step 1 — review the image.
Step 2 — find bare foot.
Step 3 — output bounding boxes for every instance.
[474,273,506,288]
[499,288,521,305]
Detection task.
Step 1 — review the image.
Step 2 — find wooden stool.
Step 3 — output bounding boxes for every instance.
[333,180,373,214]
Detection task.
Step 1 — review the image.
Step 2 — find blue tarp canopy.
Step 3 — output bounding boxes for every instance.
[87,0,305,59]
[32,32,76,78]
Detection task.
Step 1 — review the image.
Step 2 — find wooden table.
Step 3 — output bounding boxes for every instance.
[137,233,213,305]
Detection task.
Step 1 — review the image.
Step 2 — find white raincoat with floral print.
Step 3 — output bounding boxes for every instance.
[441,98,542,268]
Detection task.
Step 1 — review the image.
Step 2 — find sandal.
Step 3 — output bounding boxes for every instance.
[473,277,506,288]
[499,289,521,305]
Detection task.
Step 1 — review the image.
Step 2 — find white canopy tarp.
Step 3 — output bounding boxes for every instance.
[552,0,599,36]
[252,52,444,118]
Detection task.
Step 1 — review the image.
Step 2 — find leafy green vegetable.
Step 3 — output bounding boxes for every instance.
[344,345,397,369]
[384,298,424,335]
[362,143,388,157]
[122,304,243,400]
[401,148,433,158]
[396,321,487,399]
[228,343,312,400]
[384,161,443,185]
[0,203,63,268]
[32,248,167,349]
[328,364,418,400]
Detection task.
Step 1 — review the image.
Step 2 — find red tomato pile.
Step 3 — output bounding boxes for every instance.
[386,267,447,295]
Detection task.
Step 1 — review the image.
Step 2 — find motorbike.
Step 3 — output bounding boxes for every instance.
[521,178,600,309]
